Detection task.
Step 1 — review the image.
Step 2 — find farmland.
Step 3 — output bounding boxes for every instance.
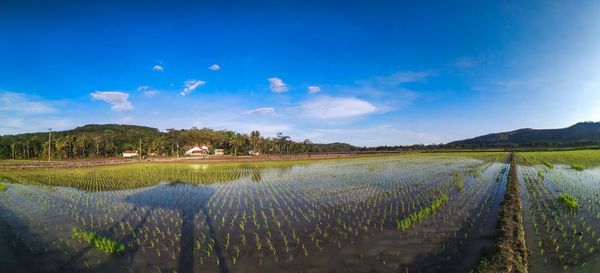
[518,150,600,273]
[0,152,512,273]
[4,150,600,273]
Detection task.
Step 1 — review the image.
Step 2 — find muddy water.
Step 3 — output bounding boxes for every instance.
[0,156,506,273]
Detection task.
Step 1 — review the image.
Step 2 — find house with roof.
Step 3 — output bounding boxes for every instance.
[122,150,139,158]
[185,145,210,156]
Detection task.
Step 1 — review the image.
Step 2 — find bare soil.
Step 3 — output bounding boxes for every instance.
[485,153,528,273]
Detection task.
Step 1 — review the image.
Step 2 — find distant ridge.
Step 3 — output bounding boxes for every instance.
[448,122,600,147]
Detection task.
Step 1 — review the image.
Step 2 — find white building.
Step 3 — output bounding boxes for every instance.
[185,146,209,156]
[122,150,139,158]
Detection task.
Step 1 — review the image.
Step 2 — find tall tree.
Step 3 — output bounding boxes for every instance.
[250,130,261,153]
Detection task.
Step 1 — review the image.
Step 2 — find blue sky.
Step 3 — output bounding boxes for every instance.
[1,0,599,146]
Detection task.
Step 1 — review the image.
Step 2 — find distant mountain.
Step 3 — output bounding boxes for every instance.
[448,122,600,147]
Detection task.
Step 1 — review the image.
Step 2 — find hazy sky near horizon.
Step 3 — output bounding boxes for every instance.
[1,0,600,146]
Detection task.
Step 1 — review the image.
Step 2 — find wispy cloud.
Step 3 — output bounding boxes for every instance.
[152,65,164,71]
[0,91,73,134]
[300,96,376,119]
[90,91,133,111]
[0,91,56,114]
[137,86,159,97]
[307,86,321,94]
[208,64,221,71]
[268,77,288,93]
[180,80,206,96]
[245,107,276,115]
[370,71,431,86]
[454,57,478,68]
[144,90,159,97]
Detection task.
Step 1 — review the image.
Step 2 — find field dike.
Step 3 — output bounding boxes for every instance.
[476,153,528,273]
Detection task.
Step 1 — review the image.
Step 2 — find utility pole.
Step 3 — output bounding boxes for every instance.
[176,144,179,158]
[48,128,52,162]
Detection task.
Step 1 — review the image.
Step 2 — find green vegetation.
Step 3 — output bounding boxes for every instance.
[448,121,600,148]
[0,152,508,191]
[483,153,527,273]
[397,194,448,231]
[0,183,6,191]
[0,124,361,160]
[72,227,124,255]
[520,150,600,169]
[0,153,510,272]
[451,172,465,192]
[517,150,600,272]
[558,193,579,210]
[570,164,584,171]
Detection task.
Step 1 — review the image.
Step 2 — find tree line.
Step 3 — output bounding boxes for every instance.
[0,124,369,160]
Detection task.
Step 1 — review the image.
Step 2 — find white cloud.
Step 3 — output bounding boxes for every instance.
[153,65,164,71]
[180,80,206,96]
[0,91,56,114]
[144,90,160,97]
[307,86,321,94]
[372,71,431,86]
[137,86,159,97]
[208,64,221,71]
[245,107,276,115]
[301,96,376,119]
[268,77,288,93]
[90,91,133,111]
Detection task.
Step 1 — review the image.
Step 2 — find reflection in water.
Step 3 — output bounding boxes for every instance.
[0,156,510,273]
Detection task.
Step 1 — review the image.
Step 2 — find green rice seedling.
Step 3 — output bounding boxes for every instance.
[397,194,448,231]
[570,164,584,171]
[558,193,579,210]
[0,183,6,191]
[71,227,125,255]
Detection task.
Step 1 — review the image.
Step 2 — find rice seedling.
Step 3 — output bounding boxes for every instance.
[0,152,512,272]
[558,193,579,210]
[72,227,125,255]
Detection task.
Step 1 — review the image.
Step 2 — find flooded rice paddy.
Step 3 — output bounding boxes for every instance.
[0,154,510,273]
[520,159,600,273]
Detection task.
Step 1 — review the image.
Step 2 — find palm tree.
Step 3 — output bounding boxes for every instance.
[250,130,261,154]
[226,131,240,156]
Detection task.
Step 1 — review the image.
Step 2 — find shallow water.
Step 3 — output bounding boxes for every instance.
[521,164,600,273]
[0,156,506,273]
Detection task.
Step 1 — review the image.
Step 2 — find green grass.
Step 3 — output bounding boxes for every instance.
[0,183,6,191]
[72,227,125,255]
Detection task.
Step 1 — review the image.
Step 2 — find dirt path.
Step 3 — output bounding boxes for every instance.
[484,153,528,273]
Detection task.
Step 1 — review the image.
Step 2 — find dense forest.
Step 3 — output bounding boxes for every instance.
[0,124,371,159]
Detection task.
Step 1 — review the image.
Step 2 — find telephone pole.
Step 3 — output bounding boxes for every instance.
[48,128,52,162]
